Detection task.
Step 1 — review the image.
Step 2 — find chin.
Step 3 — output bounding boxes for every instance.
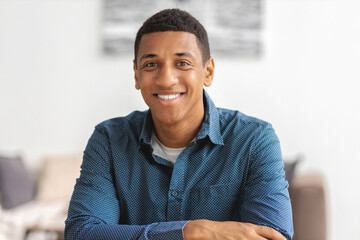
[154,113,183,125]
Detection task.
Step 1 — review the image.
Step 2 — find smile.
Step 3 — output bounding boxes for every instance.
[157,94,181,100]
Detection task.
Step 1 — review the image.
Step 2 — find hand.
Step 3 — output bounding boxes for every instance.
[183,220,286,240]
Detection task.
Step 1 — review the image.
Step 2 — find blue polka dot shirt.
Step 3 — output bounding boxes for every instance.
[65,91,293,239]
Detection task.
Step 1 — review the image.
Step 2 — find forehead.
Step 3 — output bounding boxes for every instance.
[137,31,202,58]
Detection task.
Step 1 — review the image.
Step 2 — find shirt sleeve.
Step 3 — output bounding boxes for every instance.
[65,127,188,240]
[240,125,294,240]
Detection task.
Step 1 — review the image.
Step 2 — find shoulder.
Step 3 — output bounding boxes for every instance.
[216,107,279,150]
[94,110,147,136]
[217,107,273,132]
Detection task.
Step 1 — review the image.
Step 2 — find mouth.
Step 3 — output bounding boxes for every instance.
[155,93,184,100]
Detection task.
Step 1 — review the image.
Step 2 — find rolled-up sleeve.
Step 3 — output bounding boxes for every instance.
[65,127,188,240]
[240,125,294,240]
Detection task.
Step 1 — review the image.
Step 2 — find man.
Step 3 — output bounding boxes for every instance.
[65,9,293,240]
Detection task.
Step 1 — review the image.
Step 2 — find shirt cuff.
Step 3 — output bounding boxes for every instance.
[146,220,190,239]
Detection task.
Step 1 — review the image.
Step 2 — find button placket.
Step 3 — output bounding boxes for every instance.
[167,189,183,221]
[166,148,191,221]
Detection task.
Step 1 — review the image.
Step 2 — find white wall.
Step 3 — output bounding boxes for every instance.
[0,0,359,239]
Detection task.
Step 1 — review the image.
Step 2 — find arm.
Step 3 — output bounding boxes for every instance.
[183,220,286,240]
[184,125,292,240]
[65,218,187,239]
[65,127,188,239]
[239,125,293,239]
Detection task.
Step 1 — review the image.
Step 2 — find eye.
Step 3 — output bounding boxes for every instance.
[177,61,190,67]
[144,62,158,68]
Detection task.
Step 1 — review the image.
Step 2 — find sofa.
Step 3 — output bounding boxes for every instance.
[0,154,327,240]
[289,172,327,240]
[0,153,82,240]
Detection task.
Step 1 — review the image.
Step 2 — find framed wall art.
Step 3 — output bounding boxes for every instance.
[102,0,263,58]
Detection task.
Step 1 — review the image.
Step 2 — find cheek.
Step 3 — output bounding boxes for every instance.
[183,70,206,87]
[137,73,152,89]
[140,89,153,108]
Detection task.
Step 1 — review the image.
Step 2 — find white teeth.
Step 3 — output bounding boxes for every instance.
[157,94,181,100]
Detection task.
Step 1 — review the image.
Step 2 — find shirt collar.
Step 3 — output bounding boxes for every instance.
[139,110,153,147]
[139,90,224,148]
[197,90,224,145]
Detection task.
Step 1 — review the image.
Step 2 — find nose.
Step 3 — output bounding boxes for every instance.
[156,63,178,88]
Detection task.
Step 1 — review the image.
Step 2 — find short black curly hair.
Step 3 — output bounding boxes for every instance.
[134,9,210,66]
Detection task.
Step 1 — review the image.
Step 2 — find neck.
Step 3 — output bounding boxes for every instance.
[152,109,204,148]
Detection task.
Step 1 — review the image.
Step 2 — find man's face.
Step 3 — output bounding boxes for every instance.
[134,31,214,126]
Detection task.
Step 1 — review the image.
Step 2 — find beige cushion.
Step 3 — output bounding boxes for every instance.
[36,153,82,203]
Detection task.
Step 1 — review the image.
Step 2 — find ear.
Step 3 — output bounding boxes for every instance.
[133,60,140,90]
[203,57,214,87]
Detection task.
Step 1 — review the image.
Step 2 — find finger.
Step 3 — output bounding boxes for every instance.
[253,236,267,240]
[255,225,286,240]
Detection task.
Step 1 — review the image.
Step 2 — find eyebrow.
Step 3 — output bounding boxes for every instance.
[139,53,157,62]
[175,52,195,59]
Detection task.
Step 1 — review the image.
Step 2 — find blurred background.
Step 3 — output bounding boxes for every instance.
[0,0,359,239]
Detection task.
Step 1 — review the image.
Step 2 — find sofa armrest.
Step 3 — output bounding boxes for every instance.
[289,173,327,240]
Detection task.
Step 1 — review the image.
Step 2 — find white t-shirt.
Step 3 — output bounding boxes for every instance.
[150,131,185,165]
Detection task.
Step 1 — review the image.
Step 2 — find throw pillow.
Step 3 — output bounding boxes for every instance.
[0,155,35,209]
[36,153,82,202]
[284,157,301,185]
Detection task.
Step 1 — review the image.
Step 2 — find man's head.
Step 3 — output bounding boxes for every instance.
[133,9,215,140]
[134,8,210,66]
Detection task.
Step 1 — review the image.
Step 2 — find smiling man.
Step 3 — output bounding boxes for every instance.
[134,31,212,149]
[65,9,293,240]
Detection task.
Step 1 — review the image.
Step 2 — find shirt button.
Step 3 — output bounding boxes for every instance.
[171,190,178,197]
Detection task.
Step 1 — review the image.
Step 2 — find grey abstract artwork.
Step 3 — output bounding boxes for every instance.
[102,0,263,58]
